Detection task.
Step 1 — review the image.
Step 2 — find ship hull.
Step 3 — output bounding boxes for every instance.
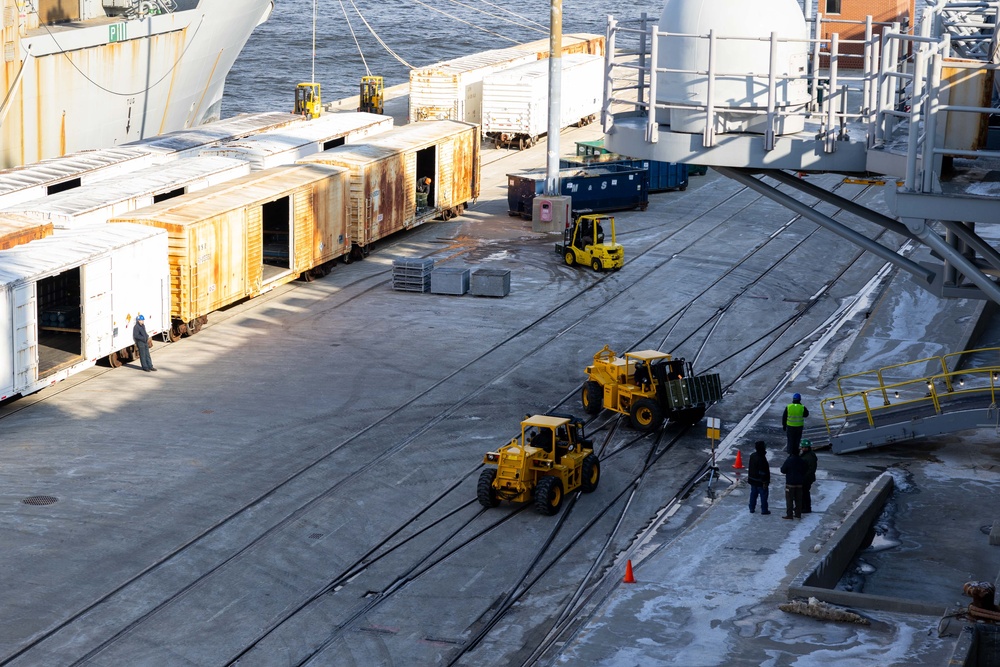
[0,0,272,168]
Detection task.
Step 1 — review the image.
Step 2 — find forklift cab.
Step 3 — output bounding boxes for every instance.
[295,82,321,119]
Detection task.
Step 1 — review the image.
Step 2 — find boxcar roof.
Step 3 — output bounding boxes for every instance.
[0,224,165,283]
[125,112,304,156]
[0,148,153,199]
[201,112,392,158]
[109,163,347,227]
[301,120,475,167]
[4,157,249,219]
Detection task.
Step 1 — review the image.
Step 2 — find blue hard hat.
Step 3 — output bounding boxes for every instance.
[792,393,801,401]
[137,315,145,321]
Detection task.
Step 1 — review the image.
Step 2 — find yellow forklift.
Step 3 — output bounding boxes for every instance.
[555,214,624,271]
[479,414,600,515]
[582,345,724,432]
[358,75,384,114]
[294,82,322,119]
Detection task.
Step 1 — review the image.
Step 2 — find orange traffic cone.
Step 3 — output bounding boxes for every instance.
[733,449,744,470]
[623,559,636,584]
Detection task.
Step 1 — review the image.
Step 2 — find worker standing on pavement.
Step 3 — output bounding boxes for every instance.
[781,393,809,453]
[133,315,156,373]
[779,448,807,519]
[800,440,818,513]
[747,440,771,515]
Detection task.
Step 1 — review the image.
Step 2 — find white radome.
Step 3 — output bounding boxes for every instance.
[656,0,811,135]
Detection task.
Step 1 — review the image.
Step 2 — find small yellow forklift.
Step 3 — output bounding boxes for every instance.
[479,414,600,515]
[358,75,384,114]
[294,82,322,119]
[582,345,724,432]
[555,214,624,271]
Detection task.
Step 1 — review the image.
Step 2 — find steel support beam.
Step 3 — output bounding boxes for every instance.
[716,167,936,284]
[938,219,1000,274]
[767,170,916,241]
[902,217,1000,303]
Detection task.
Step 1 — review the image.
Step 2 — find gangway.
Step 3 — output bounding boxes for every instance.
[821,347,1000,453]
[599,1,1000,304]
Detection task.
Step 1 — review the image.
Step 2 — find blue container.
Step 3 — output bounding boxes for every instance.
[507,164,649,220]
[561,157,688,193]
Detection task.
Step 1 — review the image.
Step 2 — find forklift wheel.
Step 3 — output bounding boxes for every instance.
[582,381,602,414]
[477,469,500,508]
[564,251,575,267]
[534,477,563,516]
[591,258,602,272]
[581,454,600,493]
[630,398,664,432]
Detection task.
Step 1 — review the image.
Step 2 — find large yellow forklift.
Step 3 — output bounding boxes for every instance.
[479,414,600,515]
[555,214,624,272]
[294,82,322,119]
[582,345,724,432]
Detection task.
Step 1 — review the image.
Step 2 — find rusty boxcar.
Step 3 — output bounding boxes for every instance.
[108,163,350,339]
[0,214,53,250]
[298,120,480,259]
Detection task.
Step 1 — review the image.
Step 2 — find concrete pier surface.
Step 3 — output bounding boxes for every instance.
[0,101,997,666]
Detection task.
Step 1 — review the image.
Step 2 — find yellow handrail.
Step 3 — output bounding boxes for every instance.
[822,347,1000,434]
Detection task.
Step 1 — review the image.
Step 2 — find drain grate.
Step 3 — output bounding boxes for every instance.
[22,495,57,506]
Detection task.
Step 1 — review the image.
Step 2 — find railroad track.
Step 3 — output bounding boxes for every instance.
[1,171,904,667]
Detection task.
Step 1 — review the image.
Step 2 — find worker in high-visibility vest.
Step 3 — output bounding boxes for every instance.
[781,392,809,453]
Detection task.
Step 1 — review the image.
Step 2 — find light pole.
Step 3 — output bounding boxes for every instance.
[545,0,563,196]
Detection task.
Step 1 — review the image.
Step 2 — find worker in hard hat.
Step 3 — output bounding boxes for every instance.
[781,392,808,453]
[416,176,432,208]
[132,314,156,372]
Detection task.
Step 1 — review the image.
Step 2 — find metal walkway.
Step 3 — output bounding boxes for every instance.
[599,1,1000,303]
[820,347,1000,452]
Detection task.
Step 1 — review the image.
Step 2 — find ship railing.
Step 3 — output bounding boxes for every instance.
[821,347,1000,433]
[602,14,897,154]
[873,0,1000,194]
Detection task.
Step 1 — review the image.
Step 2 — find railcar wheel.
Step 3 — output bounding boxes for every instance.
[477,469,500,508]
[582,381,602,414]
[533,477,563,516]
[187,318,203,336]
[301,270,315,282]
[107,351,122,368]
[564,251,575,267]
[581,454,600,493]
[630,398,663,432]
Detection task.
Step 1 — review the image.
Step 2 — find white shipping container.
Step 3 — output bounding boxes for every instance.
[482,53,604,148]
[0,224,170,399]
[3,157,251,229]
[201,112,394,170]
[0,147,155,210]
[125,112,306,163]
[408,48,539,125]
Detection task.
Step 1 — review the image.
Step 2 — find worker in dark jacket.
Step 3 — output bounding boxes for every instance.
[747,440,771,515]
[779,448,807,519]
[133,314,156,372]
[781,393,809,453]
[800,440,818,513]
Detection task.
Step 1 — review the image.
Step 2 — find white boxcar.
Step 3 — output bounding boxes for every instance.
[4,157,251,229]
[0,224,170,400]
[0,147,154,210]
[408,48,538,125]
[408,34,605,126]
[125,112,305,163]
[200,112,394,170]
[482,53,604,149]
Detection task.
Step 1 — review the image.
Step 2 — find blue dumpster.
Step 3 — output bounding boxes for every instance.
[507,164,649,220]
[562,156,688,193]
